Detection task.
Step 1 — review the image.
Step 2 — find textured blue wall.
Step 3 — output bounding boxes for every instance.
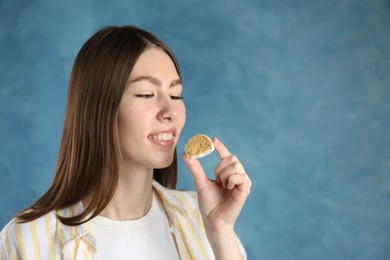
[1,0,390,259]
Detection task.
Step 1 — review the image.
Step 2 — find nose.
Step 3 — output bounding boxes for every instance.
[157,97,178,122]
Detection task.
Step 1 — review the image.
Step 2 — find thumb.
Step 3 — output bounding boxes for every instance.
[182,154,209,191]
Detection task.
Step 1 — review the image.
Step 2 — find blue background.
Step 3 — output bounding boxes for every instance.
[1,0,390,259]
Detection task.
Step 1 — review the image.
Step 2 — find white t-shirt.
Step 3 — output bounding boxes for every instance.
[89,191,180,260]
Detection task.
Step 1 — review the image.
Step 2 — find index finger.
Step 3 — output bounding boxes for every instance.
[213,137,231,159]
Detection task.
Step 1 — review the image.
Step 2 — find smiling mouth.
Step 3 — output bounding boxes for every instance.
[148,132,174,141]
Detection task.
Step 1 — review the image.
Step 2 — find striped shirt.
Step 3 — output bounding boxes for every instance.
[0,181,246,259]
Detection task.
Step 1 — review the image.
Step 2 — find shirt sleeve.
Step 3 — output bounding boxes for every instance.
[236,233,247,260]
[0,219,19,260]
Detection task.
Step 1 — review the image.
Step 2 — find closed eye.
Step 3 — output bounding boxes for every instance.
[171,96,183,100]
[134,94,154,99]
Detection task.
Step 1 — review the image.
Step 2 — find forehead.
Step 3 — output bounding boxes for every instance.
[129,47,179,80]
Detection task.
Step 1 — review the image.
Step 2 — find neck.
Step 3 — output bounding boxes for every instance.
[99,164,154,221]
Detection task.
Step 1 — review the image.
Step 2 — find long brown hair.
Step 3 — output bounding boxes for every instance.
[16,25,181,226]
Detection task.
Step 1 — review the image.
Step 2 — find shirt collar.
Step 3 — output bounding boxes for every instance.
[152,180,189,216]
[55,180,187,253]
[56,202,96,253]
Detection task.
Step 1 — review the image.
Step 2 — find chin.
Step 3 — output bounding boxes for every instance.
[152,154,175,169]
[155,160,174,169]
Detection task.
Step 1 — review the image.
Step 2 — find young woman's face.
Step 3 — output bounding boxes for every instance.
[118,47,186,170]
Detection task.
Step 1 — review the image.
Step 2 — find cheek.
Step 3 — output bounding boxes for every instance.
[117,113,130,145]
[182,105,186,124]
[124,114,148,134]
[118,106,143,138]
[178,103,186,127]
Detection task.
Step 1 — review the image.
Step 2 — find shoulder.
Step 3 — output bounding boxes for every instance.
[1,211,58,237]
[1,218,18,245]
[167,189,248,259]
[153,181,205,228]
[1,212,58,258]
[168,189,198,206]
[153,182,248,259]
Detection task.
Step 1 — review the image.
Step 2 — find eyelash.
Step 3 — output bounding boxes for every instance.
[171,96,183,100]
[135,94,154,99]
[134,94,183,100]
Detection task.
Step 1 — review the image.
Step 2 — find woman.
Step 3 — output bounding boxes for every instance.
[0,25,251,259]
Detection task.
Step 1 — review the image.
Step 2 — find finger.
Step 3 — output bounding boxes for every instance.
[182,154,208,191]
[226,173,245,190]
[239,174,252,197]
[214,154,244,178]
[217,162,245,188]
[213,137,231,160]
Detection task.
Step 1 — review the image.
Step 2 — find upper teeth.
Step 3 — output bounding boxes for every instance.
[150,133,174,141]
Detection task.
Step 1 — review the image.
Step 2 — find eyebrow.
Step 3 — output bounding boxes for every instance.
[129,75,181,87]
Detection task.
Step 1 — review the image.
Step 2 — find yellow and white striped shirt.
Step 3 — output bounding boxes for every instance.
[1,181,246,259]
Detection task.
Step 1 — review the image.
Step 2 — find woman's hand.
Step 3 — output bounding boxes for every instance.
[182,137,252,233]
